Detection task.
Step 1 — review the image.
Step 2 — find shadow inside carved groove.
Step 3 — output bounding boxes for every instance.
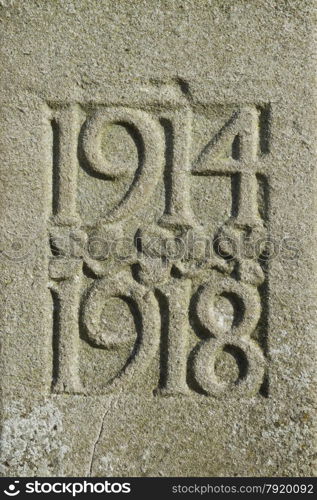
[49,236,62,257]
[230,172,240,218]
[176,77,190,96]
[231,134,241,160]
[170,264,183,279]
[154,289,170,389]
[51,118,60,216]
[50,289,61,388]
[78,120,111,181]
[134,228,143,254]
[257,104,271,155]
[130,262,143,284]
[256,173,270,222]
[82,262,99,280]
[159,117,174,215]
[253,276,269,357]
[259,371,270,398]
[215,344,248,384]
[111,123,145,204]
[189,286,213,340]
[187,343,209,395]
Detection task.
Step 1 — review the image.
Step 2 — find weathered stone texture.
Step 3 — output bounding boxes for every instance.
[0,0,316,476]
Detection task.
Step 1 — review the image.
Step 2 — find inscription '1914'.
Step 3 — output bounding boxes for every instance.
[47,86,271,398]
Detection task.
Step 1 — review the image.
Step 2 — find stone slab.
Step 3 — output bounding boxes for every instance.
[0,0,316,477]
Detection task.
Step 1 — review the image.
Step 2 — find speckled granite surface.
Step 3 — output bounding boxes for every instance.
[0,0,316,476]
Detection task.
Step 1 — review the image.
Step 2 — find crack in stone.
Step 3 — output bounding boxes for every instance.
[88,395,119,477]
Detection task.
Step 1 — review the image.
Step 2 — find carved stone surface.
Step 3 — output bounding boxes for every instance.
[0,0,316,477]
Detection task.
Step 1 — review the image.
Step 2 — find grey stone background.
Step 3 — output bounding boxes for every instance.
[0,0,316,477]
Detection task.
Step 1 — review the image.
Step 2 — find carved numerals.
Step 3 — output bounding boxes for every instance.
[50,105,164,225]
[193,273,265,397]
[48,95,270,397]
[82,270,160,393]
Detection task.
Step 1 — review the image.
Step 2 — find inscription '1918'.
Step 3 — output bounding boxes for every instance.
[47,85,271,397]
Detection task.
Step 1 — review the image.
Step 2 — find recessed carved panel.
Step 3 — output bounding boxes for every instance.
[47,85,271,397]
